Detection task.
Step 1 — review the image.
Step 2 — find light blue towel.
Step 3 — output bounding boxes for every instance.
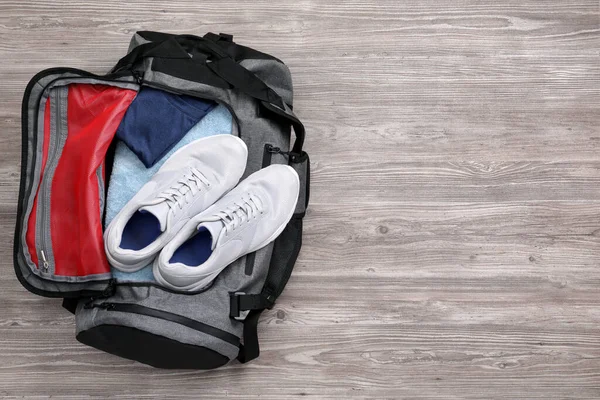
[105,105,233,282]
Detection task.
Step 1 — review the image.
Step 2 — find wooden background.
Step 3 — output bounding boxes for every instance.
[0,1,598,398]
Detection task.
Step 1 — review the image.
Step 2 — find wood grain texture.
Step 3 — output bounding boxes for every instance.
[0,0,599,398]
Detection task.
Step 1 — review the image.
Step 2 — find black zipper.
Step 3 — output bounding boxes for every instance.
[262,143,289,168]
[91,302,240,346]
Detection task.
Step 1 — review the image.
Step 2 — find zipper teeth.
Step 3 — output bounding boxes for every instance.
[38,87,68,275]
[97,302,240,346]
[36,90,58,272]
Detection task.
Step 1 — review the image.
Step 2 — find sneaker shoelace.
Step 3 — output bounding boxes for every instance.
[216,193,264,236]
[159,167,211,212]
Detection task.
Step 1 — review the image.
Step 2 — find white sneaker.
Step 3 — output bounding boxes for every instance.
[104,135,248,272]
[153,164,300,291]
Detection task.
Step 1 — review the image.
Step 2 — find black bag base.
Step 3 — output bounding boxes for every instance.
[77,324,230,369]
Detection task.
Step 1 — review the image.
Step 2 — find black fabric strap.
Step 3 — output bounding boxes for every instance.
[207,58,284,108]
[232,292,275,363]
[112,35,287,109]
[111,32,305,153]
[204,32,233,43]
[111,38,192,73]
[261,102,305,154]
[261,217,304,299]
[237,309,263,363]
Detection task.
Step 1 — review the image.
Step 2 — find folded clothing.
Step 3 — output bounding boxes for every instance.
[115,87,216,167]
[105,104,234,282]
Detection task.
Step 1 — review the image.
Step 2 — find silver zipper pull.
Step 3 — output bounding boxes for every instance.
[40,250,50,272]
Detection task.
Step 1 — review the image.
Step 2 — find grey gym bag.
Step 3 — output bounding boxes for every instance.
[14,31,309,369]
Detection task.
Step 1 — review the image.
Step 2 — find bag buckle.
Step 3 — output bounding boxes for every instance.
[230,292,249,321]
[230,292,276,321]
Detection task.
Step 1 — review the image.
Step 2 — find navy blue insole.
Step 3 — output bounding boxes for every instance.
[120,210,162,251]
[170,226,213,266]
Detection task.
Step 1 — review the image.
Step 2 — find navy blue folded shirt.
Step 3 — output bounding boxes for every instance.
[116,87,216,167]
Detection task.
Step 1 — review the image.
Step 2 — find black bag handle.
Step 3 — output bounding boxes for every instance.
[111,32,305,153]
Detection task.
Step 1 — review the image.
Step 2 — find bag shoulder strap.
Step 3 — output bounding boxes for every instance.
[112,32,305,154]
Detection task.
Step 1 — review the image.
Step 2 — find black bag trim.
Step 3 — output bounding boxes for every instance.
[263,216,304,299]
[204,32,233,43]
[77,324,230,369]
[93,302,240,346]
[62,298,78,314]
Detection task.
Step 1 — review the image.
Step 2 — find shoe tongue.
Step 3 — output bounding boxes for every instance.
[197,220,225,251]
[138,202,170,232]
